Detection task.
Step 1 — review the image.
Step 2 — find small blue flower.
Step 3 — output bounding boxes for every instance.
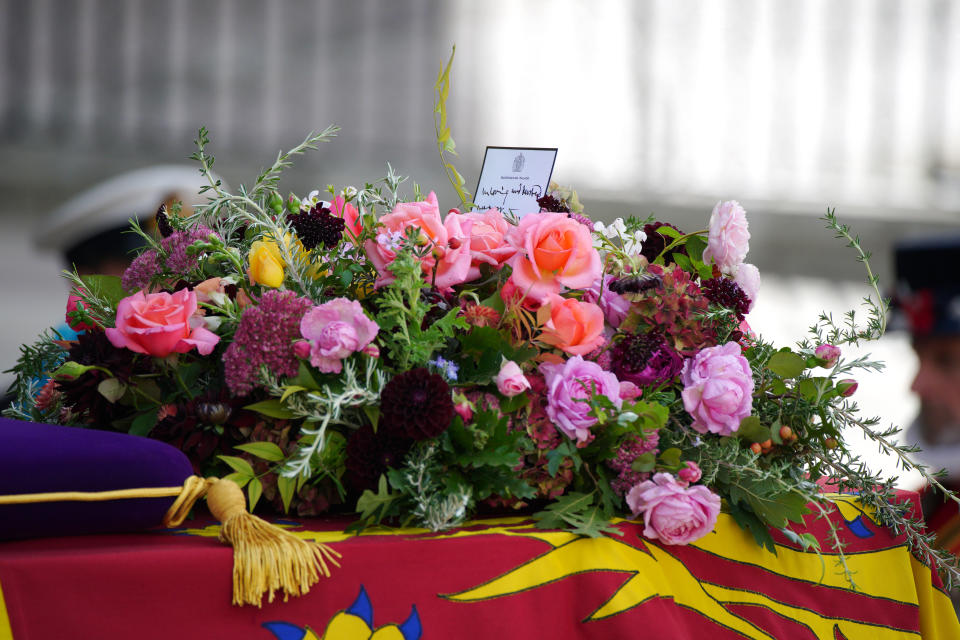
[429,356,459,382]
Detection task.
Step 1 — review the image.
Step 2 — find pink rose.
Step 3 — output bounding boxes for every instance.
[300,298,379,374]
[495,360,531,397]
[363,192,473,290]
[331,195,362,241]
[460,208,518,280]
[626,472,721,545]
[815,343,841,368]
[702,200,750,276]
[837,379,858,397]
[65,293,95,331]
[506,212,602,304]
[364,192,446,288]
[677,461,702,484]
[733,263,760,311]
[681,341,754,436]
[540,355,622,444]
[106,289,220,357]
[540,294,605,356]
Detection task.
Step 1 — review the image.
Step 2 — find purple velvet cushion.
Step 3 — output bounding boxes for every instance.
[0,418,194,540]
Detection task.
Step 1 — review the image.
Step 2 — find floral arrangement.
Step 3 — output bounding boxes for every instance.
[5,60,960,587]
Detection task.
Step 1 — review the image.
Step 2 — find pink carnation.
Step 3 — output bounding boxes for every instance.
[681,341,754,436]
[702,200,750,276]
[626,472,721,545]
[300,298,379,374]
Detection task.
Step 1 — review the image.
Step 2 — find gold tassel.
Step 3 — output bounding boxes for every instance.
[202,478,341,606]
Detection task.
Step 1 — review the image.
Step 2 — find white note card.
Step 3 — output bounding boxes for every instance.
[473,147,558,216]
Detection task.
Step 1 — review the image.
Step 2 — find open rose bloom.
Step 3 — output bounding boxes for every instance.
[106,289,220,358]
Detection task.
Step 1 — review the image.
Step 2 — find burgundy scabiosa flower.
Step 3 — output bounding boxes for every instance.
[344,422,414,492]
[640,221,687,265]
[288,203,345,250]
[610,331,684,388]
[379,367,455,440]
[701,276,751,321]
[222,289,313,395]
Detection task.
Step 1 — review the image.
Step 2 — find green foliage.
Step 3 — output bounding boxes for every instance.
[434,46,473,210]
[532,492,623,538]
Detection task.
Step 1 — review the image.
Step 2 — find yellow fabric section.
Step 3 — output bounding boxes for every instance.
[368,625,406,640]
[0,579,13,640]
[701,583,917,640]
[691,514,920,603]
[319,612,372,639]
[910,555,960,640]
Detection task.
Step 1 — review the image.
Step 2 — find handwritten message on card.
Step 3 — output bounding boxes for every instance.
[473,147,558,216]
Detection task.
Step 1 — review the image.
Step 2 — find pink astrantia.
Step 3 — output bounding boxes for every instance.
[626,472,721,545]
[300,298,379,374]
[540,355,621,444]
[681,341,754,436]
[702,200,750,276]
[106,289,219,358]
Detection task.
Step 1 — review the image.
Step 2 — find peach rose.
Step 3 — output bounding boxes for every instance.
[105,289,220,358]
[540,294,605,356]
[506,212,601,304]
[459,208,517,281]
[436,211,474,289]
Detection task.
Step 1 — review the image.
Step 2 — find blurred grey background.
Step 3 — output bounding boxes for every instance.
[3,0,960,483]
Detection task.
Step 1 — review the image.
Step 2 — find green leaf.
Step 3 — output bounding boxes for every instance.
[243,399,296,419]
[363,405,380,431]
[288,362,322,390]
[737,416,768,442]
[247,477,263,511]
[498,392,530,414]
[769,379,788,395]
[727,500,777,553]
[129,411,158,437]
[546,441,577,477]
[630,451,656,472]
[80,274,126,306]
[532,492,622,538]
[353,475,400,528]
[767,351,807,379]
[797,378,819,401]
[97,377,126,403]
[685,234,707,262]
[659,447,682,469]
[277,474,296,513]
[234,441,285,462]
[223,472,251,489]
[673,253,693,272]
[217,455,255,477]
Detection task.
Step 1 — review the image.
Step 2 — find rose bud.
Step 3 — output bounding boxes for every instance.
[814,344,841,368]
[837,379,858,397]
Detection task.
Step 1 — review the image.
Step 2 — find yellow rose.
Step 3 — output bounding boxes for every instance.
[248,240,285,287]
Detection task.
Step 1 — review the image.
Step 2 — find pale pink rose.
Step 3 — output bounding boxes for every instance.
[681,341,754,436]
[331,195,362,241]
[506,212,602,304]
[540,356,622,444]
[495,360,531,397]
[703,200,750,276]
[733,263,760,311]
[106,289,220,358]
[434,211,474,289]
[619,380,642,401]
[300,298,379,374]
[364,192,446,287]
[460,208,518,280]
[815,344,841,368]
[677,461,702,484]
[626,472,721,545]
[540,294,605,356]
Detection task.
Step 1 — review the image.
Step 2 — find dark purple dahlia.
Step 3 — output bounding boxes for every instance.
[344,423,414,492]
[609,331,684,388]
[379,367,455,441]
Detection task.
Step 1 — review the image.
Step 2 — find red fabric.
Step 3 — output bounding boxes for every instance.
[0,505,955,639]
